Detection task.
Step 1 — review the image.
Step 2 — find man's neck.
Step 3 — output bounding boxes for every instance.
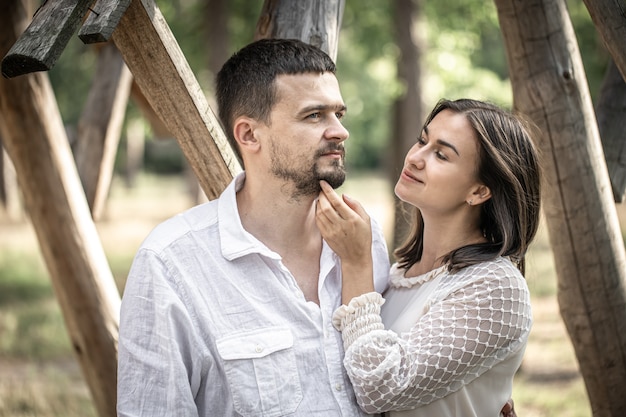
[236,181,323,304]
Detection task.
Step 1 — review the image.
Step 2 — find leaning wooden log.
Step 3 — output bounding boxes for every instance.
[129,80,171,138]
[496,0,626,415]
[1,0,95,78]
[596,60,626,203]
[0,136,21,221]
[79,0,131,44]
[255,0,345,61]
[74,41,132,220]
[0,2,120,417]
[582,0,626,83]
[112,0,241,199]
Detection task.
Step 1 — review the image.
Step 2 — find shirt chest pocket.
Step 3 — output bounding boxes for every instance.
[216,327,303,416]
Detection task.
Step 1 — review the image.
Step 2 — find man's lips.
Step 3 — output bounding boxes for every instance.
[321,150,344,158]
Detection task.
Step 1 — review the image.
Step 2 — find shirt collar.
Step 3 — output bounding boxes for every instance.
[218,172,282,261]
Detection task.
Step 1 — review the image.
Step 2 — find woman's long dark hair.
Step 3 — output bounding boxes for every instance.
[394,99,542,275]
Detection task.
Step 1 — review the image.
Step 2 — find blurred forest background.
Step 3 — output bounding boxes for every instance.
[48,0,608,175]
[0,0,616,416]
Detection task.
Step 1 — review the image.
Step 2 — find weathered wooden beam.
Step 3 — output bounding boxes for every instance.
[596,60,626,202]
[582,0,626,83]
[112,0,241,199]
[75,42,132,220]
[0,2,120,416]
[79,0,131,44]
[495,0,626,414]
[1,0,95,78]
[255,0,345,61]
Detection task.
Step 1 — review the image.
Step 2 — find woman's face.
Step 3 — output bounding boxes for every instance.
[394,109,484,215]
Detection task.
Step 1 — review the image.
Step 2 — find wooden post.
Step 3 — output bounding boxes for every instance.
[1,0,95,77]
[582,0,626,82]
[79,0,131,44]
[596,60,626,202]
[255,0,345,61]
[74,42,132,220]
[0,2,120,416]
[111,0,241,199]
[495,0,626,414]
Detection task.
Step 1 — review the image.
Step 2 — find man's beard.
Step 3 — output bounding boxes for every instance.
[270,143,346,199]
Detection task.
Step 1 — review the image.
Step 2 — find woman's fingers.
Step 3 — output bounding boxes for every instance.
[319,180,352,220]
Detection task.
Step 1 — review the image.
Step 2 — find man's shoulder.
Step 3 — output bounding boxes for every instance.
[141,200,220,252]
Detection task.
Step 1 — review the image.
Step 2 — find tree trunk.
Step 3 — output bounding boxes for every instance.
[495,0,626,415]
[0,139,21,221]
[595,59,626,202]
[0,2,120,417]
[255,0,345,61]
[581,0,626,82]
[74,41,132,220]
[390,0,424,249]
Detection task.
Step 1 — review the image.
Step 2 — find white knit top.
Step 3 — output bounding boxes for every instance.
[333,257,532,417]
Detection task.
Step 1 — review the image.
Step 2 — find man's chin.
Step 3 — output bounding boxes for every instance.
[319,172,346,189]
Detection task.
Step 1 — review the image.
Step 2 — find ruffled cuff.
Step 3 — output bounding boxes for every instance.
[332,292,385,349]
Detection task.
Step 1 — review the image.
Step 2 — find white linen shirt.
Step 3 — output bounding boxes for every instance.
[117,172,390,417]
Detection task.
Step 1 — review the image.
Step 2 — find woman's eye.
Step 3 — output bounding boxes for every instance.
[417,136,426,145]
[436,151,448,161]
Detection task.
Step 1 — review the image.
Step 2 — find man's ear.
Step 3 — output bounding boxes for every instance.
[470,184,492,205]
[233,116,261,153]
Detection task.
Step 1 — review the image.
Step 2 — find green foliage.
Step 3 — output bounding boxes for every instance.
[45,0,609,173]
[0,251,50,305]
[339,0,397,169]
[0,251,71,359]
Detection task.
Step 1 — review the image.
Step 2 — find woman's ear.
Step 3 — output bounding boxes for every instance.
[470,184,492,205]
[233,116,261,153]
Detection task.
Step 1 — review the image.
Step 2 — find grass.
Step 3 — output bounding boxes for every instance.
[0,172,609,416]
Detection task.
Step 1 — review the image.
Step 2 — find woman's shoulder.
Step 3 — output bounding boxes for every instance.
[448,257,529,295]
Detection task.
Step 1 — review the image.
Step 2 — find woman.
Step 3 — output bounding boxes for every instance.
[316,98,541,417]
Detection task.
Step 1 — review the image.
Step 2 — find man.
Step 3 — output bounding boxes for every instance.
[117,38,390,416]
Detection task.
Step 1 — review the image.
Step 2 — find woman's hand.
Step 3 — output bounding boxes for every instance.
[315,180,375,303]
[315,180,372,262]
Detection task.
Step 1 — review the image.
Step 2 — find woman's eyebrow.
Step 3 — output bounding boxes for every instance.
[423,125,460,156]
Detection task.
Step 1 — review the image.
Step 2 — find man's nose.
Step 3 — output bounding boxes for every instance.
[325,117,349,142]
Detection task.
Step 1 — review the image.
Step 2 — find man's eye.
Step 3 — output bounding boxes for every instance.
[307,113,321,119]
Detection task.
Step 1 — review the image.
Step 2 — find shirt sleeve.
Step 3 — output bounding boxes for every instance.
[332,265,532,414]
[117,248,203,417]
[371,218,391,295]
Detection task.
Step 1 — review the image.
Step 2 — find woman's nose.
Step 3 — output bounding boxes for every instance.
[406,145,425,169]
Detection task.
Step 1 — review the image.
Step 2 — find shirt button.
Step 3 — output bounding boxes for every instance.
[255,345,263,353]
[334,383,342,391]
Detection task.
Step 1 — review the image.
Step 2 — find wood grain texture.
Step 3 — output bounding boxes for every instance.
[0,2,120,416]
[495,0,626,414]
[112,0,241,199]
[1,0,95,77]
[79,0,132,44]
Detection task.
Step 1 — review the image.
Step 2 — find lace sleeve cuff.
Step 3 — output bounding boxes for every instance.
[332,292,385,349]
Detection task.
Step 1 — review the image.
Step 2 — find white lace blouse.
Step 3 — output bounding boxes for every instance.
[332,257,532,417]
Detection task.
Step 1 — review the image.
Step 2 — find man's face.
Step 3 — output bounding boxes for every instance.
[264,73,349,199]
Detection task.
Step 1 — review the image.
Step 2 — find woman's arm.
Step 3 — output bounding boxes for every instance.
[334,267,532,414]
